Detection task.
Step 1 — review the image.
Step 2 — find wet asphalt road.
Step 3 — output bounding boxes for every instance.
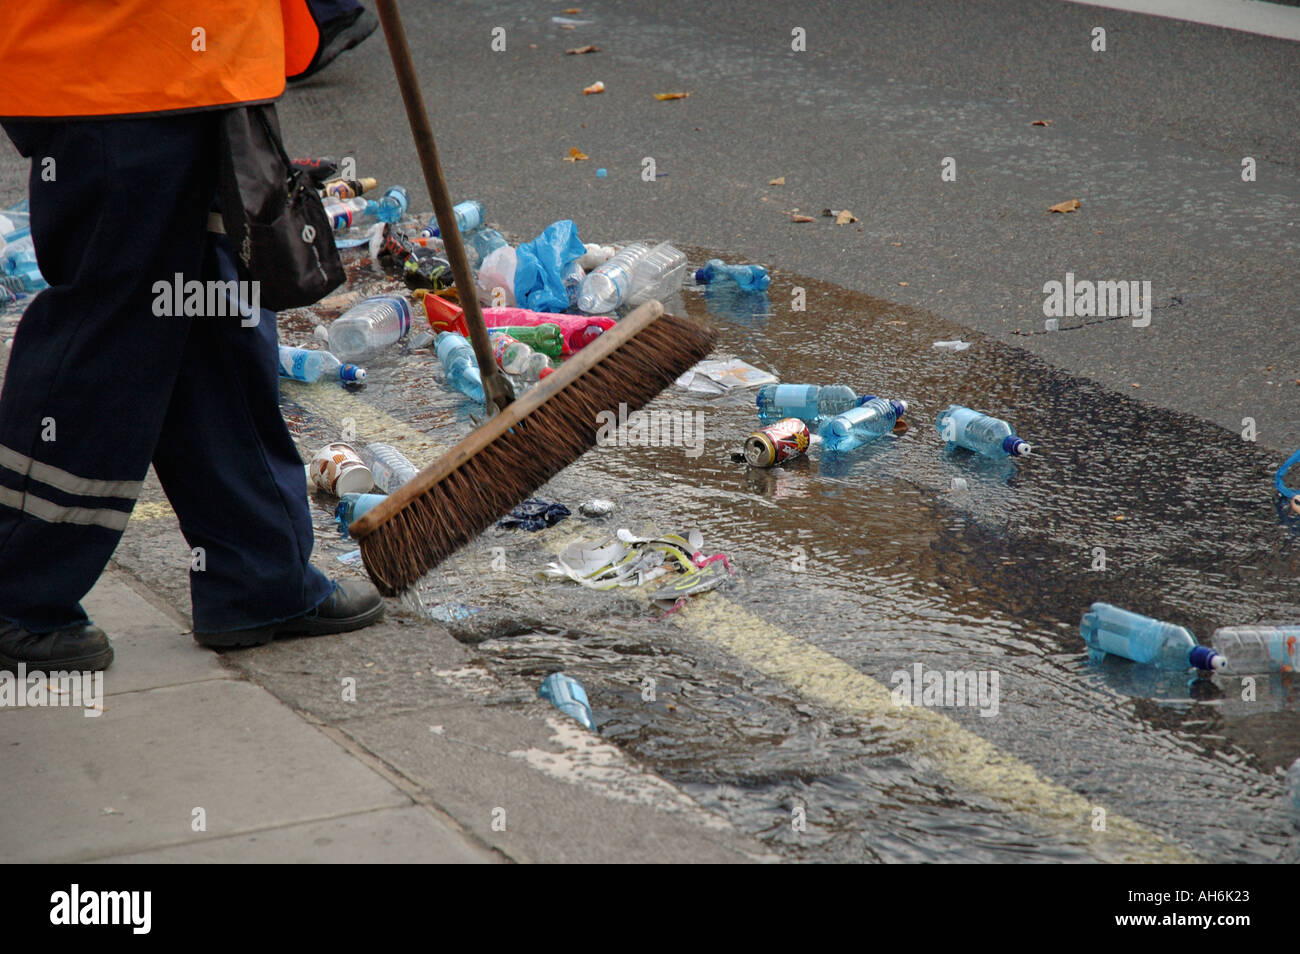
[1,0,1297,863]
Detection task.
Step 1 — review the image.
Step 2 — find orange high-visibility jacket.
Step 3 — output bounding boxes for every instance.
[0,0,320,120]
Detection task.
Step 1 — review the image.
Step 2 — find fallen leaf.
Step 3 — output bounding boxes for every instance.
[898,281,909,287]
[565,44,600,54]
[1031,119,1053,126]
[559,23,575,30]
[654,92,690,101]
[768,176,785,186]
[835,210,858,225]
[790,214,814,223]
[582,80,605,95]
[1048,198,1081,214]
[564,146,590,161]
[564,7,580,12]
[891,242,902,246]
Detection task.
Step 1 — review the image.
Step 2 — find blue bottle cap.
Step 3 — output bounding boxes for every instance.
[1189,646,1226,671]
[695,267,709,283]
[1002,435,1031,456]
[339,364,366,383]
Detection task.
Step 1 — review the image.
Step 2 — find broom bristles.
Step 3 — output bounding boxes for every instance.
[357,311,717,594]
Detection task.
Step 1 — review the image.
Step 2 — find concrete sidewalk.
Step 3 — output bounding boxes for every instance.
[0,565,765,864]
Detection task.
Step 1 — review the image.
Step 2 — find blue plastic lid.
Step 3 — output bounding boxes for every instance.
[1002,435,1031,456]
[1188,646,1225,671]
[694,267,709,283]
[340,364,366,383]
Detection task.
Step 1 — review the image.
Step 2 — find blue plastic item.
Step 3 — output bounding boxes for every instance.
[1276,448,1300,499]
[538,673,596,730]
[335,493,387,536]
[695,258,771,291]
[513,219,587,313]
[434,331,486,403]
[936,404,1031,458]
[756,384,865,427]
[821,397,907,453]
[1080,602,1225,671]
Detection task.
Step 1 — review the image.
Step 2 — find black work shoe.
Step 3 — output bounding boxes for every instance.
[194,581,384,649]
[288,10,379,82]
[0,621,114,672]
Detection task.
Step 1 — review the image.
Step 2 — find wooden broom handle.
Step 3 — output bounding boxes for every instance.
[373,0,515,413]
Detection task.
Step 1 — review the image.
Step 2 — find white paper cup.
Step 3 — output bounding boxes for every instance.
[310,442,374,496]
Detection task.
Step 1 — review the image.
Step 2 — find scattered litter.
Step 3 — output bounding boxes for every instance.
[1048,198,1081,214]
[538,673,596,731]
[540,527,733,601]
[566,44,600,54]
[949,477,969,492]
[552,16,593,26]
[1031,119,1054,126]
[819,208,858,225]
[694,259,770,291]
[427,603,481,623]
[1081,602,1225,671]
[310,442,373,496]
[596,168,608,178]
[932,339,971,351]
[937,405,1030,458]
[788,213,815,223]
[564,147,590,162]
[497,498,571,531]
[582,80,605,95]
[337,548,363,565]
[653,92,691,101]
[768,176,786,186]
[579,498,615,517]
[745,418,811,467]
[1210,626,1300,674]
[675,357,778,393]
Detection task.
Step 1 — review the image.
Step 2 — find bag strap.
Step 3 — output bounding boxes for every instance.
[216,109,253,270]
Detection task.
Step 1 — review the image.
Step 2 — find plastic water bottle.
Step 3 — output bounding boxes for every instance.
[421,199,485,238]
[1210,627,1300,673]
[368,185,409,224]
[335,492,387,536]
[538,672,596,730]
[468,227,508,263]
[821,397,907,453]
[434,332,485,402]
[626,242,687,308]
[1080,603,1226,671]
[328,296,413,360]
[695,258,771,291]
[322,196,369,231]
[756,384,865,426]
[488,324,563,359]
[360,443,419,493]
[561,258,585,308]
[936,405,1031,458]
[578,242,649,313]
[278,345,366,384]
[483,306,615,355]
[492,333,553,381]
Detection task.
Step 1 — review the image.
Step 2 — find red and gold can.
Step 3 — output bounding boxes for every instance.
[744,417,811,467]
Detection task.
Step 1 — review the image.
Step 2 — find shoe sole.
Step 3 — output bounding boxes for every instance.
[194,601,384,650]
[0,644,114,673]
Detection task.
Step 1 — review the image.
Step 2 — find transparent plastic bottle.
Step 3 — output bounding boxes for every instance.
[360,442,419,494]
[561,258,585,308]
[434,332,486,402]
[488,324,563,359]
[421,199,485,238]
[1210,627,1300,674]
[1080,603,1226,671]
[538,672,595,730]
[335,492,387,536]
[821,397,907,453]
[577,242,649,313]
[483,306,615,355]
[578,243,616,270]
[322,196,369,232]
[626,242,687,308]
[277,345,366,384]
[936,404,1031,458]
[491,333,553,381]
[328,296,413,360]
[369,185,409,224]
[468,227,508,263]
[695,258,771,291]
[756,384,865,426]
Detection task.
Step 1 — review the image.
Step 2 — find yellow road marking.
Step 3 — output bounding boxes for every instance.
[136,369,1199,862]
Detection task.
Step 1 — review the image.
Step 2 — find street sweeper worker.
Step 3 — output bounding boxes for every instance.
[0,0,385,674]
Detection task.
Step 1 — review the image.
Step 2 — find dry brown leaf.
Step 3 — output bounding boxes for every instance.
[898,281,909,287]
[582,81,605,95]
[565,44,600,54]
[558,23,575,30]
[563,7,580,13]
[563,146,590,161]
[790,214,814,223]
[1031,119,1053,126]
[891,242,902,246]
[835,210,858,225]
[768,176,785,186]
[654,92,690,101]
[1048,198,1081,214]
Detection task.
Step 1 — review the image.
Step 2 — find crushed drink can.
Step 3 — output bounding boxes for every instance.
[744,417,810,467]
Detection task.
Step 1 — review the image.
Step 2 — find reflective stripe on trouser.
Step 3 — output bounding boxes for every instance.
[0,115,333,634]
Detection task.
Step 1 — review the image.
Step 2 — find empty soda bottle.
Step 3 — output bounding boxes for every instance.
[327,295,412,360]
[278,345,366,384]
[756,384,865,427]
[578,242,649,313]
[488,324,563,359]
[491,333,553,381]
[1210,626,1300,673]
[821,397,907,453]
[360,442,419,494]
[695,258,771,291]
[322,176,378,199]
[538,672,596,730]
[1080,603,1225,671]
[335,492,387,536]
[936,405,1031,458]
[434,332,485,403]
[626,242,687,308]
[421,199,485,238]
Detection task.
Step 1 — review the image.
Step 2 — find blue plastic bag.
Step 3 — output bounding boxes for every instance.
[513,219,586,313]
